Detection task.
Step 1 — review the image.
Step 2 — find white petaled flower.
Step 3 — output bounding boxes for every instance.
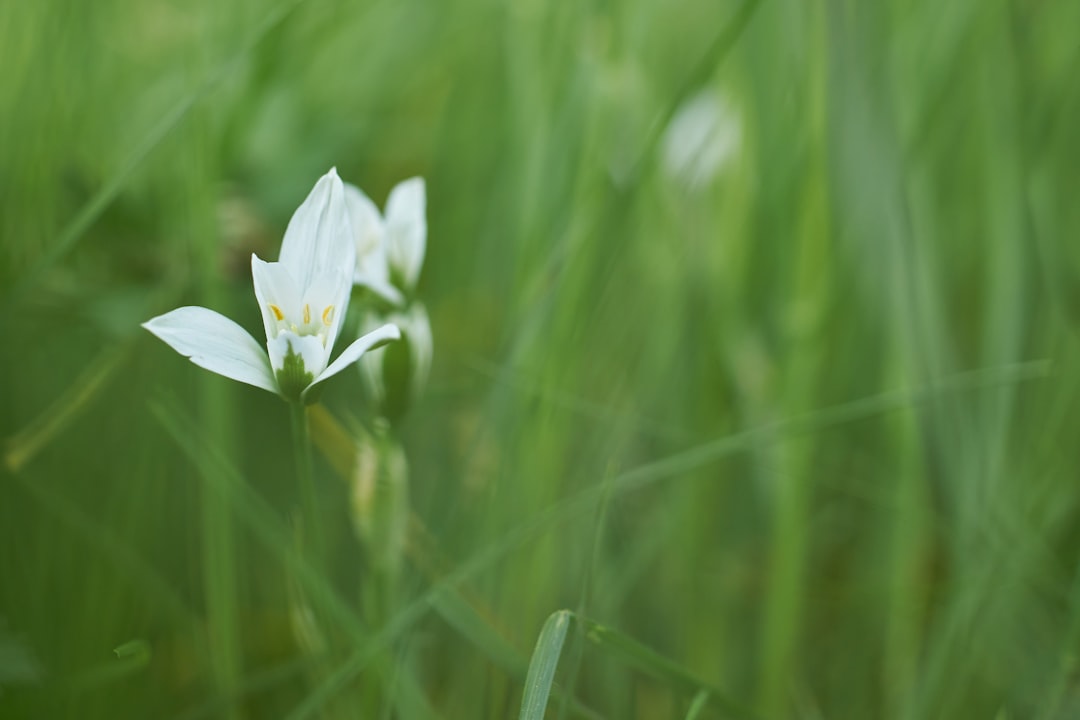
[661,88,741,191]
[143,168,401,404]
[358,301,433,412]
[343,177,426,301]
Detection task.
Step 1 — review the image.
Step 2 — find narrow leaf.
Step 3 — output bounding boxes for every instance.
[519,610,572,720]
[685,690,710,720]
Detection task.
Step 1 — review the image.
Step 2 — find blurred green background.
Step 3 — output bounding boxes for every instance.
[3,0,1080,717]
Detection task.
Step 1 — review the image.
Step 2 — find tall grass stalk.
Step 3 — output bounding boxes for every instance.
[190,110,242,719]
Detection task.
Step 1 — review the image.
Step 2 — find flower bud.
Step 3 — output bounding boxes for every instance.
[349,421,409,578]
[357,302,432,423]
[661,88,741,191]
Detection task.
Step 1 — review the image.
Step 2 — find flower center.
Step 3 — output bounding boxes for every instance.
[268,302,335,345]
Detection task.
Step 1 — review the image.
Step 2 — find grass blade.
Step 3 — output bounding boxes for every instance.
[519,610,573,720]
[685,690,710,720]
[4,346,126,473]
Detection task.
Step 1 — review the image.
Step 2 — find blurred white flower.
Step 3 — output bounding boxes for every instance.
[344,177,426,301]
[344,184,402,306]
[661,89,741,190]
[143,168,400,403]
[358,301,432,417]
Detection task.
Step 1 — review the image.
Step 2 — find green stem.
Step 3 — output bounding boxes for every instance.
[290,402,324,569]
[200,380,241,720]
[190,113,240,719]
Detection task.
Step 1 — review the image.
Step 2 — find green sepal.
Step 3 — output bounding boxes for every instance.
[275,340,314,404]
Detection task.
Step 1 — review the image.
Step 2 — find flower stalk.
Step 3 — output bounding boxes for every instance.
[289,401,324,572]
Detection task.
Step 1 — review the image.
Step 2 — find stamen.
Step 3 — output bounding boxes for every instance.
[303,304,311,325]
[269,304,284,321]
[322,306,335,326]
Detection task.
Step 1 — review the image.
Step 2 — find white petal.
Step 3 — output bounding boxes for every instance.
[345,183,404,305]
[304,323,401,400]
[385,177,426,290]
[299,267,352,353]
[143,306,278,394]
[404,302,433,399]
[267,331,329,378]
[356,310,389,404]
[280,168,356,294]
[358,276,405,306]
[251,256,301,340]
[343,183,384,259]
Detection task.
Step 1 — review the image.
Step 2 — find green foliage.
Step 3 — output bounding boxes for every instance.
[520,610,572,720]
[3,0,1080,717]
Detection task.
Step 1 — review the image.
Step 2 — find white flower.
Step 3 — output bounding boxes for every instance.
[343,178,426,301]
[143,168,401,403]
[661,89,741,190]
[357,301,432,413]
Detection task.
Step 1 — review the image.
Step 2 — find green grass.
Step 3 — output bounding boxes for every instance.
[3,0,1080,717]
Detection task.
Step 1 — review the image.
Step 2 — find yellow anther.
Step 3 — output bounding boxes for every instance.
[303,304,311,325]
[322,305,335,326]
[269,304,284,321]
